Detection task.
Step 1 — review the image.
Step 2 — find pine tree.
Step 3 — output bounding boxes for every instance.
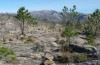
[61,5,78,47]
[61,5,78,63]
[16,7,36,35]
[83,9,100,46]
[88,9,100,36]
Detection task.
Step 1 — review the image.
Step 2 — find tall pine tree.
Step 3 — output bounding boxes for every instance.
[16,7,36,35]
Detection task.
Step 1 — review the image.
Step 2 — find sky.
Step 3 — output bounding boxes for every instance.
[0,0,100,13]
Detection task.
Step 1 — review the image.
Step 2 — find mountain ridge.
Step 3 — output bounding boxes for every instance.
[0,10,88,22]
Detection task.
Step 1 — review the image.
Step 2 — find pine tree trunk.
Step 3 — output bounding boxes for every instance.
[95,27,97,36]
[21,18,25,35]
[67,36,70,49]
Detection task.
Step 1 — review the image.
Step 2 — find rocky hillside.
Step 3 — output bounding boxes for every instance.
[0,12,99,65]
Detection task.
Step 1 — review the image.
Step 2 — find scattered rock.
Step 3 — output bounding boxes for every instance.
[17,35,25,40]
[30,53,42,59]
[44,53,54,61]
[50,42,58,47]
[44,60,56,65]
[19,52,30,57]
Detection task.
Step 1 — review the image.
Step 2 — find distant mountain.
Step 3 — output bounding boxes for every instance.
[30,10,63,22]
[30,10,88,22]
[0,10,88,23]
[78,13,89,22]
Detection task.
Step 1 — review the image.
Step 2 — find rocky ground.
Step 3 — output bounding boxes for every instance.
[0,14,99,65]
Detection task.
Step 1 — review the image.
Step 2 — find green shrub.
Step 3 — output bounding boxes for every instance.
[87,39,96,46]
[86,31,96,46]
[0,46,16,62]
[0,46,14,56]
[0,56,2,60]
[11,55,17,61]
[5,55,17,63]
[73,54,87,63]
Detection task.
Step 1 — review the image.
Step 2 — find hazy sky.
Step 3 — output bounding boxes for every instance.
[0,0,100,13]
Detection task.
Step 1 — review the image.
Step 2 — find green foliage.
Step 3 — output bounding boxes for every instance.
[5,55,17,63]
[83,22,96,46]
[16,7,37,35]
[61,27,74,37]
[88,9,100,35]
[0,56,2,60]
[87,36,95,46]
[62,5,78,22]
[73,54,87,63]
[10,55,17,61]
[83,9,100,46]
[0,46,14,56]
[0,46,16,62]
[61,21,75,37]
[62,6,68,15]
[84,26,96,46]
[86,34,96,46]
[75,21,82,31]
[61,6,77,58]
[27,15,38,25]
[61,5,78,38]
[87,39,96,46]
[16,7,31,21]
[84,26,93,34]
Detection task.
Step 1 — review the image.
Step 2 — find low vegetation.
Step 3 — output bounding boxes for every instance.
[0,3,99,65]
[16,7,37,35]
[0,46,16,62]
[19,36,35,44]
[73,54,87,63]
[57,5,100,63]
[23,36,35,44]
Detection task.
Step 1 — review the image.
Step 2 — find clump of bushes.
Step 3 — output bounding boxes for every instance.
[0,46,16,62]
[73,54,87,63]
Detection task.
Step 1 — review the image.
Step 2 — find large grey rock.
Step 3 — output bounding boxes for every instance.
[69,44,97,53]
[83,45,97,53]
